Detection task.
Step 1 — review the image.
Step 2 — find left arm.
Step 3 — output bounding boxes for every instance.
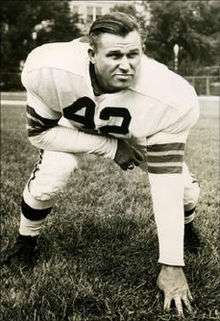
[146,140,192,316]
[143,90,200,315]
[148,169,185,266]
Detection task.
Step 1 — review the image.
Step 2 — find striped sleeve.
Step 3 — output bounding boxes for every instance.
[26,105,59,137]
[147,142,185,174]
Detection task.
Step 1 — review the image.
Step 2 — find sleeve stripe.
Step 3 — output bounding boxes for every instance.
[26,125,48,136]
[147,161,183,167]
[147,155,184,163]
[146,143,185,174]
[148,166,182,174]
[27,117,45,128]
[26,105,59,137]
[147,150,184,156]
[27,105,59,126]
[26,114,45,126]
[147,143,185,152]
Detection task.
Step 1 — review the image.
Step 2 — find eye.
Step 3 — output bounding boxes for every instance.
[127,52,139,59]
[111,54,122,60]
[106,52,122,60]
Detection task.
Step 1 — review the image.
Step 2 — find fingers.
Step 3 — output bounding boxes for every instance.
[187,289,193,302]
[127,163,134,170]
[174,296,184,317]
[121,161,135,171]
[182,295,192,313]
[120,163,129,170]
[163,292,193,317]
[133,155,146,166]
[182,289,193,313]
[133,149,146,163]
[164,295,184,317]
[164,295,171,312]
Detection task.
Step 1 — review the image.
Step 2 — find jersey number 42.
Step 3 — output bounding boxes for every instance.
[63,96,131,135]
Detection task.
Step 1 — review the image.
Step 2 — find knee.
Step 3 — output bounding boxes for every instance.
[55,152,78,175]
[29,152,78,202]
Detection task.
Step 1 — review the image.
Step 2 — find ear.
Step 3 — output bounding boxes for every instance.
[88,47,96,64]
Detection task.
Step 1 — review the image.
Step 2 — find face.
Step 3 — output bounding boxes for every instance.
[89,30,142,92]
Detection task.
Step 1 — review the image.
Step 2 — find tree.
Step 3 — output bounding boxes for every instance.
[143,0,220,74]
[1,1,81,74]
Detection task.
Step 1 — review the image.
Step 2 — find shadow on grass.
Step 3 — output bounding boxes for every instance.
[35,214,161,318]
[42,213,159,279]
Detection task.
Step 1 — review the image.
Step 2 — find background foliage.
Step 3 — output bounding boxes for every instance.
[1,0,81,73]
[144,0,220,74]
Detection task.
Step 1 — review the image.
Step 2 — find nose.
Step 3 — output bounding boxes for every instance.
[119,56,130,72]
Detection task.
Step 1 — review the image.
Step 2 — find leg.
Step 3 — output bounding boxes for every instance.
[1,150,77,264]
[183,162,200,224]
[19,150,78,236]
[183,163,201,253]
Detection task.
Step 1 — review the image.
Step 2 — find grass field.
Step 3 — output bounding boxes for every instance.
[1,98,219,321]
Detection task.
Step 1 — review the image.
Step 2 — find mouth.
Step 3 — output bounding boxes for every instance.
[114,74,133,80]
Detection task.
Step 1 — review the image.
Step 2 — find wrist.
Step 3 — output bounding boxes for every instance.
[160,264,184,271]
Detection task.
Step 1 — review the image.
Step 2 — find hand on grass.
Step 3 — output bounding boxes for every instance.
[157,265,193,317]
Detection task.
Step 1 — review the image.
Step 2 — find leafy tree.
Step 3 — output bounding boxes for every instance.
[144,0,220,74]
[1,1,81,74]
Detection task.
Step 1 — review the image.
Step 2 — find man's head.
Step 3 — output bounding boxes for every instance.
[88,12,143,93]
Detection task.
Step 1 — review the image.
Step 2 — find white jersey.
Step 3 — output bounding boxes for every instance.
[22,38,199,173]
[21,38,200,266]
[22,38,199,139]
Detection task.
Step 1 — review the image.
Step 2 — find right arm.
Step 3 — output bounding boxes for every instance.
[21,67,118,159]
[25,93,143,168]
[21,67,145,165]
[26,92,117,159]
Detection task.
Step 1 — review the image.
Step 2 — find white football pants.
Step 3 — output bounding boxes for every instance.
[20,150,200,235]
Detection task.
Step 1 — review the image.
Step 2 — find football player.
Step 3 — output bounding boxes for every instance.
[1,12,201,316]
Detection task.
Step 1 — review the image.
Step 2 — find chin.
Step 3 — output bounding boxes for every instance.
[112,81,131,91]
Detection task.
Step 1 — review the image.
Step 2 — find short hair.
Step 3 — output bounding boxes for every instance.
[89,12,141,50]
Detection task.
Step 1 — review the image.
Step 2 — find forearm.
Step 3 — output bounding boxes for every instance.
[148,172,185,266]
[23,89,117,159]
[29,125,118,159]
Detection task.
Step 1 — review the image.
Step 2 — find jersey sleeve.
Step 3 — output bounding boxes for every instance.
[144,101,199,266]
[146,97,199,175]
[21,63,92,136]
[21,67,117,158]
[21,66,76,112]
[21,66,63,137]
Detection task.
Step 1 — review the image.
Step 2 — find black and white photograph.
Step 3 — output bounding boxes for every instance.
[1,1,219,320]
